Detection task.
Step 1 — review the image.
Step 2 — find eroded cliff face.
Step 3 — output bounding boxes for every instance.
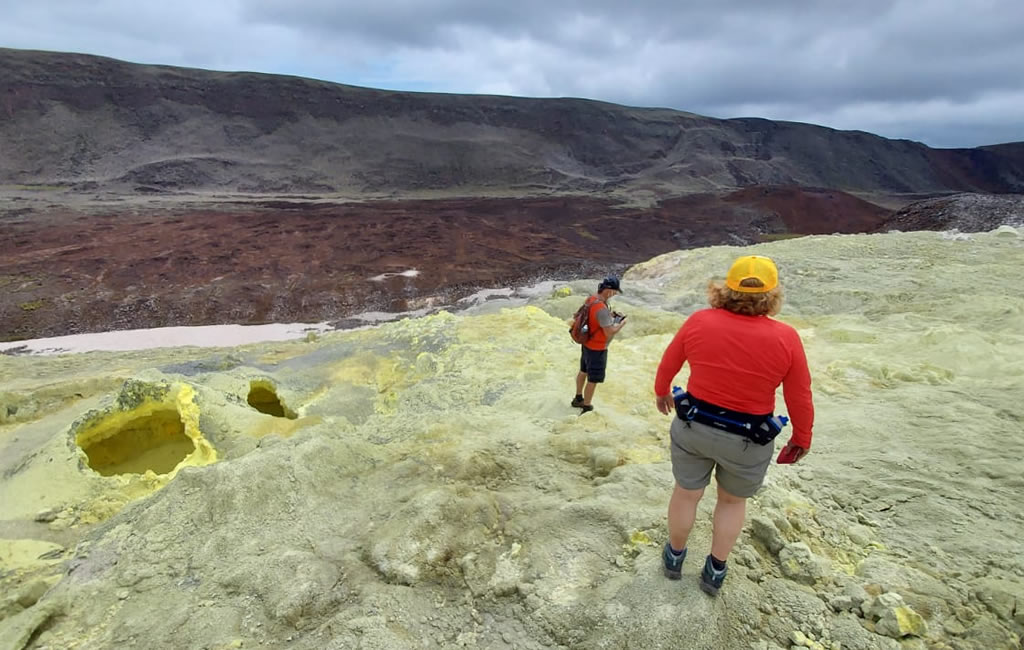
[3,47,1024,196]
[2,227,1022,649]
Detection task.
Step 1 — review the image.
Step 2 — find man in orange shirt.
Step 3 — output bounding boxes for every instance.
[572,276,627,413]
[653,255,814,596]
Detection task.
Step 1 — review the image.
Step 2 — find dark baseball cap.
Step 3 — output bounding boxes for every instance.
[598,276,622,293]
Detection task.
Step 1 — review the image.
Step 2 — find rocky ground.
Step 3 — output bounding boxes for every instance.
[881,193,1024,233]
[0,187,894,342]
[2,227,1023,649]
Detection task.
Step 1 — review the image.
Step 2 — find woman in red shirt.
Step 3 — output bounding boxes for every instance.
[653,255,814,596]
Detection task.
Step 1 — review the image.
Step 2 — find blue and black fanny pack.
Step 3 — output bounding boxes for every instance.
[672,387,788,446]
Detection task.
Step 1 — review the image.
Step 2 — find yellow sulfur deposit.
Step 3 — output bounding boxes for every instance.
[73,382,216,478]
[0,539,65,574]
[0,227,1022,649]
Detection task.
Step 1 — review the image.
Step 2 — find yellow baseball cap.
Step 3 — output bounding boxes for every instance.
[726,255,779,293]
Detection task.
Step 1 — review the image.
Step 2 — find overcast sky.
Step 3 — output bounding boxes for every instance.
[2,0,1022,148]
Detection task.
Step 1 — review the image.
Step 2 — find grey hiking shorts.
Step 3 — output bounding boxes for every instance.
[669,416,773,498]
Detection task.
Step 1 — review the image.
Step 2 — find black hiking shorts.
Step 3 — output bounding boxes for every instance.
[579,346,608,383]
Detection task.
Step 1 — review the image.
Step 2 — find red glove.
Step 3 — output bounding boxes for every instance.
[777,442,809,464]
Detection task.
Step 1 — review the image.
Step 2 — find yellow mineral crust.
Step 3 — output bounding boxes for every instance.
[0,227,1022,649]
[0,539,64,574]
[73,382,216,480]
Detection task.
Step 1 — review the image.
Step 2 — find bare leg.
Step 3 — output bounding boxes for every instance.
[710,484,747,561]
[582,381,597,406]
[575,371,587,395]
[667,484,704,551]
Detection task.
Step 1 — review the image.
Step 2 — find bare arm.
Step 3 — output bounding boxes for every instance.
[603,320,626,339]
[597,306,625,340]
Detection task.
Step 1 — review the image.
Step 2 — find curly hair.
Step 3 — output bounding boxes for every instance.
[707,277,783,316]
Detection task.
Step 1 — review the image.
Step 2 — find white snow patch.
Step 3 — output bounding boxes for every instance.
[369,269,421,281]
[0,322,333,355]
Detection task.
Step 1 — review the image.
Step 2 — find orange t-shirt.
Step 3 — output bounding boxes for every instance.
[583,296,610,351]
[654,308,815,448]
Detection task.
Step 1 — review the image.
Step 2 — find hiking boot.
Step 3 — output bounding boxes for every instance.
[699,555,727,596]
[571,395,585,408]
[662,543,686,579]
[578,404,594,414]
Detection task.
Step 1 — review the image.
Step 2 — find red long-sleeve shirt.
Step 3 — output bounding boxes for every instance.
[654,308,815,448]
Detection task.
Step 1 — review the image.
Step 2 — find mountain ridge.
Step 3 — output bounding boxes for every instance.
[3,47,1023,197]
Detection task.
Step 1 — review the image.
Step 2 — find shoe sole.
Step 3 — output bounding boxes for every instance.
[699,578,720,596]
[663,567,681,580]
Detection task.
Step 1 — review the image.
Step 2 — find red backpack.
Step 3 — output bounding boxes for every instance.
[568,296,602,344]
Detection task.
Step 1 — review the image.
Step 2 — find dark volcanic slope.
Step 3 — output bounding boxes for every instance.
[880,193,1024,232]
[0,189,891,340]
[2,48,1023,196]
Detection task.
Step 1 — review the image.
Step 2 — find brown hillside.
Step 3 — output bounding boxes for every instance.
[723,186,892,233]
[1,188,894,340]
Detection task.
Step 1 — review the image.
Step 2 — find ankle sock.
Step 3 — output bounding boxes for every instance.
[574,394,583,400]
[669,545,685,557]
[710,555,727,571]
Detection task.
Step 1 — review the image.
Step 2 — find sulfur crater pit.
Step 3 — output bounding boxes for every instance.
[247,380,296,419]
[78,407,193,476]
[73,380,216,477]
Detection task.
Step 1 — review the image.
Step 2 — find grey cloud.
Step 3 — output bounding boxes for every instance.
[242,1,1024,117]
[240,0,878,47]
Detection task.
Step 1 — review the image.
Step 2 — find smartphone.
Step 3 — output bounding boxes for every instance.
[776,445,801,464]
